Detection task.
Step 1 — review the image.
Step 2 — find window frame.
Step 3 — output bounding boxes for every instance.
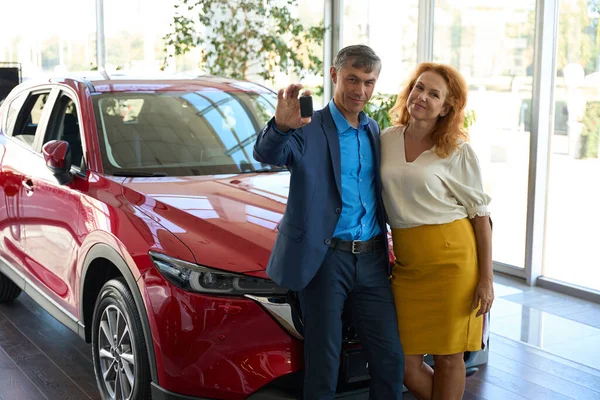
[7,86,58,153]
[42,88,87,176]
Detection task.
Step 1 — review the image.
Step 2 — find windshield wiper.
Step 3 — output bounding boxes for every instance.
[112,171,169,177]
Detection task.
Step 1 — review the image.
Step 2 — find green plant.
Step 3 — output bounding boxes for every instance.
[162,0,326,83]
[464,108,477,132]
[581,101,600,158]
[363,94,397,129]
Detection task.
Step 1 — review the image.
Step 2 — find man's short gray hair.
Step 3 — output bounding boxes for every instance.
[333,45,381,74]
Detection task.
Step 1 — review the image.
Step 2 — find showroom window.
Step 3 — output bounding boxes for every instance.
[342,0,419,95]
[433,0,537,270]
[544,0,600,291]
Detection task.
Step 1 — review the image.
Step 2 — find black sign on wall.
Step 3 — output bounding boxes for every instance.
[0,63,21,102]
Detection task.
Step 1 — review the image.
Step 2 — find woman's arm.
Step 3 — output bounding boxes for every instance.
[470,216,494,317]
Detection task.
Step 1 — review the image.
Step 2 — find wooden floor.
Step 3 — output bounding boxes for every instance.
[0,292,598,400]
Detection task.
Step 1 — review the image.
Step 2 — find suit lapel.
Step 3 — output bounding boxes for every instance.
[321,107,342,196]
[367,120,381,169]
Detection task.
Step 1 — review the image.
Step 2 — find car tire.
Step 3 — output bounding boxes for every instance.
[0,273,21,303]
[91,278,151,400]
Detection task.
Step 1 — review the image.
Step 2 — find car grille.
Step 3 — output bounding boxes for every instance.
[245,293,361,343]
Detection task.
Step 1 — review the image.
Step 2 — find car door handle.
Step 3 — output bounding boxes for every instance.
[22,179,34,194]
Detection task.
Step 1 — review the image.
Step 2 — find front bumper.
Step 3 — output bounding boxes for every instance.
[142,268,303,400]
[146,274,488,400]
[151,347,489,400]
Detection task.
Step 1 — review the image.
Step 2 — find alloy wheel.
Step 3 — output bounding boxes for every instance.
[98,304,136,400]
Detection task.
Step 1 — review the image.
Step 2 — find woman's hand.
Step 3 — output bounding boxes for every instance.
[470,216,493,318]
[472,277,494,317]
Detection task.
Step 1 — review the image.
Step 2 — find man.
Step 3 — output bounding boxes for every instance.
[254,45,404,399]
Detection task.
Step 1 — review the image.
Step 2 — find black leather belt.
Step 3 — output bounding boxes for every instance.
[329,236,386,254]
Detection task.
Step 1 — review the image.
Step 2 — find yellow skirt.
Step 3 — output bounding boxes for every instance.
[391,218,483,355]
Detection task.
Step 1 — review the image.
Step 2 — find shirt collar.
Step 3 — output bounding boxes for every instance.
[328,100,369,135]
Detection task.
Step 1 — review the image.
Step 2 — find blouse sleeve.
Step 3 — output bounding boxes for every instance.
[446,143,491,218]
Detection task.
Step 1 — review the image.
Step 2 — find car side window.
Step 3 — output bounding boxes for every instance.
[4,92,28,137]
[11,92,50,149]
[44,95,84,169]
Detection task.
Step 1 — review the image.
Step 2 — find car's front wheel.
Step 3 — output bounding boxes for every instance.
[0,272,21,303]
[92,278,151,400]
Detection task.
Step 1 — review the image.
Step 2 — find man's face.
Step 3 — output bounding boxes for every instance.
[330,61,379,118]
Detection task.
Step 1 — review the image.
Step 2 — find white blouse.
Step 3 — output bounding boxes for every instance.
[381,125,491,229]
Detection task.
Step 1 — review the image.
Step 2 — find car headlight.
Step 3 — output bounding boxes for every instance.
[149,251,288,296]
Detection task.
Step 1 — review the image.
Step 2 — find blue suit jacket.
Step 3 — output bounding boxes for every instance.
[253,106,389,291]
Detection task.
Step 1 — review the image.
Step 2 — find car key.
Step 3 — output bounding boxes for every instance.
[299,95,314,118]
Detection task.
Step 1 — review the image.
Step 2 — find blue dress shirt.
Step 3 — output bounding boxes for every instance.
[328,101,381,241]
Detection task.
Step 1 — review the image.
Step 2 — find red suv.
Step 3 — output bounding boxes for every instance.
[0,74,487,400]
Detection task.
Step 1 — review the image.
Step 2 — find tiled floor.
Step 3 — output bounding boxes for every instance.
[491,274,600,371]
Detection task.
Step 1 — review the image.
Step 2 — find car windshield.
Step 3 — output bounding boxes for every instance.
[92,89,284,176]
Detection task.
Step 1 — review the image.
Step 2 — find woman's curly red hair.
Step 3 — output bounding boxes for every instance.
[389,62,468,158]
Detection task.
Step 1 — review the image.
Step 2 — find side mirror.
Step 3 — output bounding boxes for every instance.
[42,140,73,185]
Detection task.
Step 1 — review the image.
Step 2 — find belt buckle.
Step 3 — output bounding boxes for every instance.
[351,240,360,254]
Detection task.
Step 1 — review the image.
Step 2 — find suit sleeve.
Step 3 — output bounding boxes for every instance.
[253,117,306,167]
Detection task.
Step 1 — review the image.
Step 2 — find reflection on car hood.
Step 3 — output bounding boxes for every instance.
[121,172,290,274]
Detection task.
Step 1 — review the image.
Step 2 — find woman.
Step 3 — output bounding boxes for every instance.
[381,63,494,400]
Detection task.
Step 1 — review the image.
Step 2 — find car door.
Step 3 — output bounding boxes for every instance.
[0,87,56,277]
[16,87,85,314]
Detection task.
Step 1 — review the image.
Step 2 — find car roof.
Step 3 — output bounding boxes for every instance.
[25,72,274,94]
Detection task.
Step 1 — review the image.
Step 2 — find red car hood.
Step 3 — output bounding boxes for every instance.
[121,173,290,275]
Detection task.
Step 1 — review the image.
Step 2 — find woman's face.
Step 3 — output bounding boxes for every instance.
[406,70,449,122]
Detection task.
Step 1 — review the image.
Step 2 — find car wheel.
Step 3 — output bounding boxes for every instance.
[92,278,151,400]
[0,272,21,303]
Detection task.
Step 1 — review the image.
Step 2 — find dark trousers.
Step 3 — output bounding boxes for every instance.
[298,247,405,400]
